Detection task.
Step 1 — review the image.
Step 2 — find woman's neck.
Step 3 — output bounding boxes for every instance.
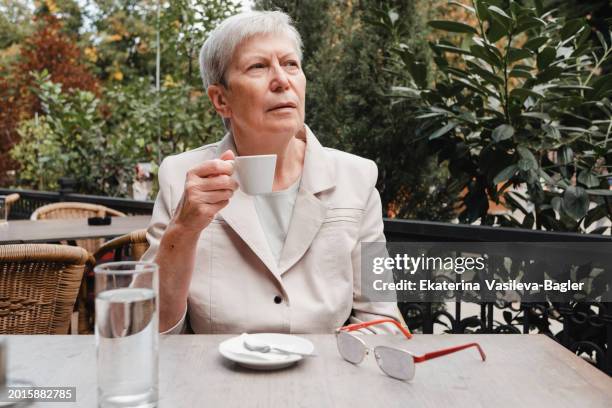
[233,129,306,191]
[272,137,305,190]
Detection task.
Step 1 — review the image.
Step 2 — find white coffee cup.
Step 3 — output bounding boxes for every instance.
[229,154,277,195]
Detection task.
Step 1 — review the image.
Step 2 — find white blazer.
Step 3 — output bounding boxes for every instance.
[141,126,401,334]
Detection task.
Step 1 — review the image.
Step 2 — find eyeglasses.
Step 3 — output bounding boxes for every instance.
[335,319,486,381]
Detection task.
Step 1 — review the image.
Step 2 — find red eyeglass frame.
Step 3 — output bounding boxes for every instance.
[336,318,486,373]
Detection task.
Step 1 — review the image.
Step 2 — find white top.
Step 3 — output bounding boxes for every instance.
[253,177,301,266]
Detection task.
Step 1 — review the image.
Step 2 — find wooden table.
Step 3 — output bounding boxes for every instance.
[0,215,151,244]
[5,334,612,407]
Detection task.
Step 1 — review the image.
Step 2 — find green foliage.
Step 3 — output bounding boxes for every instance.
[0,1,31,49]
[11,71,225,197]
[4,0,236,197]
[11,115,62,191]
[158,0,241,85]
[12,71,129,195]
[256,0,459,220]
[103,78,224,163]
[390,0,612,232]
[89,0,240,85]
[6,0,610,229]
[255,0,333,62]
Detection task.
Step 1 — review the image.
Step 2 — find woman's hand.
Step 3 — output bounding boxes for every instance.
[171,149,238,234]
[156,149,237,332]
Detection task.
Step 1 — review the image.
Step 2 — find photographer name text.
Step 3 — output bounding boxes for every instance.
[373,279,585,293]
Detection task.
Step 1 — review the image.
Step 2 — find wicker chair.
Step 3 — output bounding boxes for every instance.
[0,244,93,334]
[30,202,126,220]
[74,229,151,334]
[4,193,19,218]
[30,202,126,253]
[93,229,150,262]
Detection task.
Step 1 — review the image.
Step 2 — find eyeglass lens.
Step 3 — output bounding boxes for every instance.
[336,331,367,364]
[374,346,416,381]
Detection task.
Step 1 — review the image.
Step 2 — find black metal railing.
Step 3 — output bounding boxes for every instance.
[2,187,610,375]
[385,218,612,376]
[1,188,153,219]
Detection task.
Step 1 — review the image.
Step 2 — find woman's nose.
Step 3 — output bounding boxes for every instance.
[269,62,290,91]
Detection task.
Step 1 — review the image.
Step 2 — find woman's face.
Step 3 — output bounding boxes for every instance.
[210,33,306,149]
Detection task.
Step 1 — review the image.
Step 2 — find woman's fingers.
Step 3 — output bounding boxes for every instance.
[202,174,239,192]
[188,158,234,178]
[198,189,234,204]
[185,174,238,192]
[219,149,235,162]
[173,156,241,233]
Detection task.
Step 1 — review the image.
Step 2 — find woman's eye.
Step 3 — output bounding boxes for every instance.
[249,63,266,70]
[285,60,299,68]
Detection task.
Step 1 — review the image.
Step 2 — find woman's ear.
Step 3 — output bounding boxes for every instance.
[207,84,231,118]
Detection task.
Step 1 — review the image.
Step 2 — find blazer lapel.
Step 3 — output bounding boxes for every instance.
[216,134,279,277]
[214,127,336,278]
[278,127,335,275]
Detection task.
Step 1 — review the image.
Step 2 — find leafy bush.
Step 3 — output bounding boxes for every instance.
[0,14,99,185]
[389,0,612,232]
[12,72,126,195]
[11,72,225,197]
[3,1,238,194]
[103,77,223,165]
[11,115,61,190]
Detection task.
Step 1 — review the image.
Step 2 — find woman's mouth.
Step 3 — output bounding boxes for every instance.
[268,102,297,112]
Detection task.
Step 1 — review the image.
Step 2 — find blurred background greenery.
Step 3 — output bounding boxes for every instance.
[1,0,611,232]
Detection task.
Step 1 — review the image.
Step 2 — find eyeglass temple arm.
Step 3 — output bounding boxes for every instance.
[413,342,486,363]
[339,318,412,339]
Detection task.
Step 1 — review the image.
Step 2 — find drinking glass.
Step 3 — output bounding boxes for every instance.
[95,262,158,408]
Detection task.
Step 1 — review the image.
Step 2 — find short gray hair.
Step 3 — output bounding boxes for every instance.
[199,11,303,89]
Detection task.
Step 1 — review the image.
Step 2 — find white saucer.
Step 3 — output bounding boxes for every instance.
[219,333,315,370]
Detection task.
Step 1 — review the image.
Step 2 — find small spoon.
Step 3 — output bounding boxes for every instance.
[242,336,316,357]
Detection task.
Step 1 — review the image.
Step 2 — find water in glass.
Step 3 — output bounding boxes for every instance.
[96,278,158,407]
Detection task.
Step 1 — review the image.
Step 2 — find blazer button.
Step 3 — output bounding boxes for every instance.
[273,296,282,304]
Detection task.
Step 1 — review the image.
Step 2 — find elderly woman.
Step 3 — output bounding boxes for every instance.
[141,10,401,334]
